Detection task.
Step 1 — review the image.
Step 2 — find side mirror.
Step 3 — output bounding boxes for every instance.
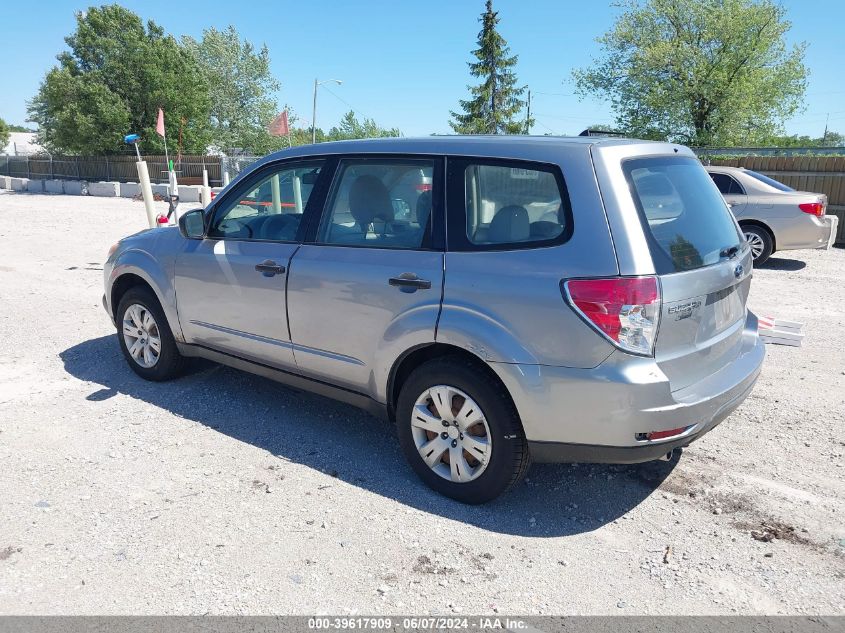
[179,209,205,239]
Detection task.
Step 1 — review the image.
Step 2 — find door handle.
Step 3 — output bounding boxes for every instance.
[255,260,286,277]
[389,273,431,291]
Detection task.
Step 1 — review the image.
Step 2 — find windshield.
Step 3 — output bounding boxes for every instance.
[624,156,742,273]
[745,170,795,192]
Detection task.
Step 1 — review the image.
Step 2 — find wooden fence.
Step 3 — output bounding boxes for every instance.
[706,156,845,245]
[0,154,225,186]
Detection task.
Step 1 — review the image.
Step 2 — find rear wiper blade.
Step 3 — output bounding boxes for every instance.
[719,245,740,259]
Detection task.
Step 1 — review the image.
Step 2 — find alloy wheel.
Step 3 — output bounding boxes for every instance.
[411,385,492,483]
[122,303,161,368]
[744,231,765,259]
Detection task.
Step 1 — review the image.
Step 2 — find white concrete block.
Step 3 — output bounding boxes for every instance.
[178,185,201,203]
[10,177,29,191]
[151,184,170,197]
[88,181,120,197]
[63,180,87,195]
[0,176,9,189]
[44,179,64,194]
[120,182,141,198]
[26,179,44,193]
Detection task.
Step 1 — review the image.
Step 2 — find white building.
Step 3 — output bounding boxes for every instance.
[2,132,44,155]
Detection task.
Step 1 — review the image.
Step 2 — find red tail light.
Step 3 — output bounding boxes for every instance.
[799,202,825,217]
[563,276,661,356]
[415,183,432,192]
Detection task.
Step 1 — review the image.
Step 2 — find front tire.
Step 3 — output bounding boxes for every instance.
[395,357,530,504]
[742,225,773,265]
[116,286,185,381]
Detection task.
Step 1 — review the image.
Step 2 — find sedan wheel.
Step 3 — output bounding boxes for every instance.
[744,231,765,259]
[411,385,492,483]
[741,225,773,265]
[122,303,162,368]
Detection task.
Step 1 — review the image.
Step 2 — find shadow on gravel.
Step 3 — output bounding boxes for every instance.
[756,256,806,271]
[61,335,677,537]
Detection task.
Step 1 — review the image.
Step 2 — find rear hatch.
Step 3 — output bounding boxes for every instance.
[623,155,751,392]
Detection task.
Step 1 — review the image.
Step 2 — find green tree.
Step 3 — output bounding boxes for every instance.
[325,111,400,141]
[0,117,10,149]
[758,130,845,147]
[28,4,211,154]
[573,0,807,146]
[450,0,529,134]
[183,26,281,154]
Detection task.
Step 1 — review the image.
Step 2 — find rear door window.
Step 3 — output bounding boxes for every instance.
[624,156,742,273]
[709,172,745,195]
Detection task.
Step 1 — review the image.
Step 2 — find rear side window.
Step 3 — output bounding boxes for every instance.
[624,156,742,273]
[447,159,572,251]
[745,170,794,192]
[709,172,744,195]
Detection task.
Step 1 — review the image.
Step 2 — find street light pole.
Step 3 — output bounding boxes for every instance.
[311,78,318,145]
[311,78,343,144]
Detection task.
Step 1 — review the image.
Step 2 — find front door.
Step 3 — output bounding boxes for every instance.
[175,160,326,367]
[286,157,444,394]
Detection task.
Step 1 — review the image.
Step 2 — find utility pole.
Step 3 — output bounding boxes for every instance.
[312,78,343,144]
[525,89,532,135]
[822,113,830,146]
[311,78,318,145]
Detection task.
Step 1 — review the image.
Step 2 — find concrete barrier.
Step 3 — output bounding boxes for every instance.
[44,179,64,194]
[88,181,120,197]
[63,180,88,196]
[26,179,45,193]
[10,178,29,192]
[178,185,201,203]
[119,182,141,198]
[151,184,169,197]
[0,176,9,189]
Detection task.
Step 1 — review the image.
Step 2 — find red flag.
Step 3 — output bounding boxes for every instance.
[156,108,165,137]
[269,111,290,137]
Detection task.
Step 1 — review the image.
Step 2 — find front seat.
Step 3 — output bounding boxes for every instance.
[489,205,530,243]
[348,175,394,235]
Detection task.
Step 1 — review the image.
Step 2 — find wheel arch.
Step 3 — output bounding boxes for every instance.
[386,343,520,425]
[111,273,157,321]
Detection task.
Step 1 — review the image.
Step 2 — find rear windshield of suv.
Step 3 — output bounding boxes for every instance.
[623,156,742,273]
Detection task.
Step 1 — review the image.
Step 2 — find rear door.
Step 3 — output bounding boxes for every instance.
[709,171,748,216]
[286,156,445,394]
[174,160,326,368]
[624,156,750,392]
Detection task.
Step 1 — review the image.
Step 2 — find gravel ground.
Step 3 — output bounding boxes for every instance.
[0,191,843,615]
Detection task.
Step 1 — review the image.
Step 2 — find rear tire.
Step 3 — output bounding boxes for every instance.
[742,225,773,265]
[116,286,185,381]
[395,356,531,504]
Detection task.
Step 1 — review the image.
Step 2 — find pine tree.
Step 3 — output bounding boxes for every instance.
[450,0,530,135]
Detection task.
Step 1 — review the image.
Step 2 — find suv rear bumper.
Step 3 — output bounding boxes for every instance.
[490,311,765,464]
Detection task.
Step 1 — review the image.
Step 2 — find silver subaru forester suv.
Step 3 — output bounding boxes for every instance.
[104,136,765,504]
